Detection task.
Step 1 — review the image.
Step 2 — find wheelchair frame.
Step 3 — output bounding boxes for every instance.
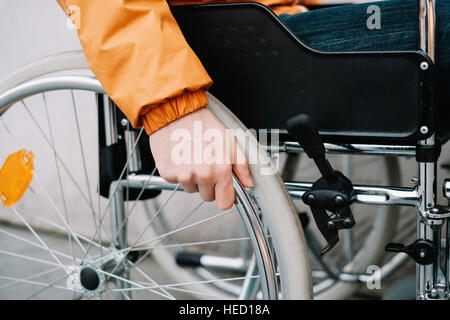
[97,0,450,299]
[0,0,445,300]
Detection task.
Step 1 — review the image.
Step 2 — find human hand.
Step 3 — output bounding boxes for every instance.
[149,107,253,210]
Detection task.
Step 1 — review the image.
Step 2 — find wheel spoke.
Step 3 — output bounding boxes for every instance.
[1,118,93,259]
[70,90,99,240]
[24,273,74,300]
[138,236,251,251]
[0,275,78,297]
[112,274,261,292]
[13,102,101,231]
[79,127,145,263]
[0,227,78,262]
[128,262,176,300]
[11,207,70,276]
[98,185,181,283]
[42,92,77,263]
[0,248,62,268]
[108,167,157,244]
[135,208,236,248]
[97,269,173,299]
[13,207,109,255]
[0,267,61,291]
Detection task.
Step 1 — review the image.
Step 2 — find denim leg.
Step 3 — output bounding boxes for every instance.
[280,0,450,132]
[280,0,419,52]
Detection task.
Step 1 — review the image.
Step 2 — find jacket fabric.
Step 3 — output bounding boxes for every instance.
[57,0,308,134]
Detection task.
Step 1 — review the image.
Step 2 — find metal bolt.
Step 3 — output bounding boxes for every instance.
[431,207,440,214]
[443,179,450,199]
[306,194,316,204]
[333,195,345,207]
[121,118,129,127]
[419,250,426,258]
[343,217,353,228]
[327,221,336,230]
[420,62,429,71]
[420,126,429,134]
[430,288,439,299]
[411,177,419,185]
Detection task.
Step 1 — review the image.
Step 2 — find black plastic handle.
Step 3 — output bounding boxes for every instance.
[175,251,203,267]
[286,114,325,160]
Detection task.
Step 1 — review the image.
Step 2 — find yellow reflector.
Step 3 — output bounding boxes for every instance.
[0,150,34,208]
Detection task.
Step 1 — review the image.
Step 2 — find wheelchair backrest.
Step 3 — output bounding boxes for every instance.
[171,3,434,145]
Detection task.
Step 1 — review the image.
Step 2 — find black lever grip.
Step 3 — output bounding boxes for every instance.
[286,114,325,160]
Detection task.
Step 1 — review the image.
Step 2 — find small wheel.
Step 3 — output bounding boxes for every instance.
[0,54,312,299]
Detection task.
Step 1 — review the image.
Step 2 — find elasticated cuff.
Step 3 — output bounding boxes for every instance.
[141,89,209,135]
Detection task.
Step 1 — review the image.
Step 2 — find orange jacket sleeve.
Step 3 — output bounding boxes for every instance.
[56,0,213,135]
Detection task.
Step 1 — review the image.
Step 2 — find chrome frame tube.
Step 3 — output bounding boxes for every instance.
[416,146,441,299]
[285,181,420,207]
[101,95,118,147]
[416,0,441,300]
[419,0,436,62]
[109,181,127,250]
[199,255,248,273]
[124,129,143,173]
[270,142,416,157]
[124,174,422,207]
[108,181,132,299]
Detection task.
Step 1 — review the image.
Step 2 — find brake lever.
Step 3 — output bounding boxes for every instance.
[287,114,356,254]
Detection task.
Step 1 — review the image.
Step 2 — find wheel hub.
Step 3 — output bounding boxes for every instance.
[80,267,101,291]
[66,264,105,298]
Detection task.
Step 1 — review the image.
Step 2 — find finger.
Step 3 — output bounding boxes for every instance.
[197,183,215,202]
[232,145,254,188]
[181,183,198,193]
[179,173,197,193]
[214,173,235,210]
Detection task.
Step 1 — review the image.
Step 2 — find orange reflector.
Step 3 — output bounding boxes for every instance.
[0,150,34,208]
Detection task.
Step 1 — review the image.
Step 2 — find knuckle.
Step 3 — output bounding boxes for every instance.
[196,170,213,184]
[216,165,232,177]
[179,172,194,185]
[163,174,177,184]
[157,167,177,183]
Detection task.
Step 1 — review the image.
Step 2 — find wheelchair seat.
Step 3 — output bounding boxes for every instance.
[171,3,436,145]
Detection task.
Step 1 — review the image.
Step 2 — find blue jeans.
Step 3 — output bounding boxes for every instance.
[280,0,450,132]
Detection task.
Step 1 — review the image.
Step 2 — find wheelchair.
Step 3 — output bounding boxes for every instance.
[0,0,447,299]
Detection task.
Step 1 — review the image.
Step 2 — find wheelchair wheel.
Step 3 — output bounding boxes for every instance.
[149,152,401,300]
[25,53,397,300]
[40,51,398,301]
[0,54,312,299]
